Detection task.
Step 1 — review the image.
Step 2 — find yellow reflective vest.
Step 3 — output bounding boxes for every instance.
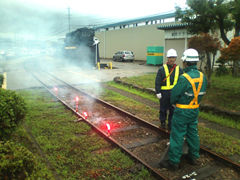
[161,64,180,90]
[176,72,203,109]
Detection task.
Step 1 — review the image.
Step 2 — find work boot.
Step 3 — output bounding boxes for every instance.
[185,155,199,165]
[159,160,179,171]
[160,122,166,129]
[167,125,171,132]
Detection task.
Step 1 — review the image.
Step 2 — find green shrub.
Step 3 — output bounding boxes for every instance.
[215,58,229,76]
[0,74,3,87]
[0,89,27,140]
[0,141,37,179]
[216,65,229,76]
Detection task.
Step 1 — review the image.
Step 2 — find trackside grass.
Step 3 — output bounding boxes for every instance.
[107,81,158,103]
[101,89,159,123]
[82,85,240,157]
[199,127,240,156]
[120,73,156,89]
[10,89,155,179]
[120,72,240,112]
[6,71,240,177]
[199,111,240,131]
[106,81,240,131]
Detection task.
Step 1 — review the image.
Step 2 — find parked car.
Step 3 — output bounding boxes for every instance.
[113,51,134,62]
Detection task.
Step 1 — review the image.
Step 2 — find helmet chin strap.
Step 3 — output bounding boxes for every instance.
[183,61,188,68]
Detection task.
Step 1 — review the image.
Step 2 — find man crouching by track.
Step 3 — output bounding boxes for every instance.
[159,48,207,171]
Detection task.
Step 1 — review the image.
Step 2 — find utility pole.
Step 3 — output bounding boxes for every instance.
[68,7,71,32]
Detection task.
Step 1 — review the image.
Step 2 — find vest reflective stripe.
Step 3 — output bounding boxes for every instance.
[176,72,203,109]
[161,64,180,90]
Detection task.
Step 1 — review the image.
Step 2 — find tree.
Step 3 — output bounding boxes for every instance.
[189,33,221,86]
[0,74,3,87]
[210,0,234,45]
[220,36,240,77]
[176,0,240,43]
[176,0,240,76]
[229,0,240,37]
[175,0,216,34]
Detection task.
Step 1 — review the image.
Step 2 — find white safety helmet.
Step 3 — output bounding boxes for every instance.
[181,48,199,62]
[166,49,177,57]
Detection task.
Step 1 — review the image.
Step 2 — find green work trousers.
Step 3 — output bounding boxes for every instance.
[168,112,200,164]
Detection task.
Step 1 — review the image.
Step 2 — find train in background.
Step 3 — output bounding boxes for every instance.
[64,28,100,67]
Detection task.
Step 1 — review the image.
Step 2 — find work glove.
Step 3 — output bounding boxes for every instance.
[156,93,162,99]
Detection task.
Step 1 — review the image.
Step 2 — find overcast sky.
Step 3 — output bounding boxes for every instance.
[0,0,187,40]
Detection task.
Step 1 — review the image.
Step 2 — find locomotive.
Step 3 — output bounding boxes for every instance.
[64,27,100,67]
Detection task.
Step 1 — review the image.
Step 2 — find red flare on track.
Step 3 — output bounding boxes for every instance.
[106,123,111,135]
[106,123,110,130]
[54,87,58,96]
[75,96,79,112]
[83,111,88,119]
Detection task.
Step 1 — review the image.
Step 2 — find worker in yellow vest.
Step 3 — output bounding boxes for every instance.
[155,49,183,130]
[159,48,207,170]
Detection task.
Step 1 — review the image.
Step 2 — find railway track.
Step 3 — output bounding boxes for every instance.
[28,69,240,180]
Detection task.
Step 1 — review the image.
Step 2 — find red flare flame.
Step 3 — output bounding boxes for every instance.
[83,112,88,118]
[106,123,110,131]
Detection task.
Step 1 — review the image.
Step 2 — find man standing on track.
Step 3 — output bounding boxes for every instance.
[155,49,183,130]
[159,48,207,170]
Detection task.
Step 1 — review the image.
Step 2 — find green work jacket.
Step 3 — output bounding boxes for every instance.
[170,65,207,119]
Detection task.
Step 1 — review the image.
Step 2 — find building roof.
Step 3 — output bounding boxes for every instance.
[95,12,176,30]
[157,23,188,30]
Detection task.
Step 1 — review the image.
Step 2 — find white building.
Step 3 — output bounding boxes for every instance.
[95,12,193,65]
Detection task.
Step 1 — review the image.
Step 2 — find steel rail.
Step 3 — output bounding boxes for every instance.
[47,71,240,171]
[29,69,240,179]
[47,71,168,134]
[29,70,169,179]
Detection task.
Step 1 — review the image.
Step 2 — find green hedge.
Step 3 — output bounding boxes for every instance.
[0,89,27,140]
[0,74,3,87]
[0,141,37,179]
[215,58,229,76]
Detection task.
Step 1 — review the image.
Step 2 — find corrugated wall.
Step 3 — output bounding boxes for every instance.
[165,38,186,68]
[165,38,208,69]
[95,24,165,61]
